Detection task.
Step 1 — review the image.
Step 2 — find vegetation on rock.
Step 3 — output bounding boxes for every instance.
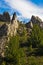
[0,12,43,65]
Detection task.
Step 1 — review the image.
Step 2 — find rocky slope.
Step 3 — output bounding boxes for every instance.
[0,12,18,57]
[26,15,43,28]
[0,13,43,57]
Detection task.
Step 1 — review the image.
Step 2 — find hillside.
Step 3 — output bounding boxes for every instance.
[0,12,43,65]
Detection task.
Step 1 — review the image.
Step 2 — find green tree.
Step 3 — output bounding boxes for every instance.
[5,35,26,65]
[5,35,19,65]
[28,24,43,48]
[20,27,27,43]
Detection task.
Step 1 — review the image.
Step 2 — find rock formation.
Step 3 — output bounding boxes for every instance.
[26,15,43,36]
[0,12,18,57]
[0,13,43,57]
[31,15,42,23]
[26,21,33,28]
[26,15,43,29]
[0,12,10,22]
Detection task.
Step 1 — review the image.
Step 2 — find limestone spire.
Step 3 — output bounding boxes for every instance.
[11,12,17,24]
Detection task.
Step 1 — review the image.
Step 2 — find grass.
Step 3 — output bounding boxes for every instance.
[0,21,10,25]
[19,47,43,65]
[27,56,43,65]
[0,21,5,25]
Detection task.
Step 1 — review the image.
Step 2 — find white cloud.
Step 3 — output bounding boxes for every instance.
[5,0,43,21]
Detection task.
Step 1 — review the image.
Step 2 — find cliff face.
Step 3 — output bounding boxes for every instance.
[26,15,43,36]
[31,15,42,23]
[0,13,18,57]
[31,15,43,28]
[0,13,18,38]
[0,12,10,22]
[7,13,18,38]
[26,15,43,29]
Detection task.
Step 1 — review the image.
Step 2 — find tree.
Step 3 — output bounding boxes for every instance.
[28,24,43,48]
[5,35,26,65]
[4,35,19,65]
[18,23,28,43]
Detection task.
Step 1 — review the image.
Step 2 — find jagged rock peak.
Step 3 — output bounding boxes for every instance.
[0,12,10,22]
[12,12,17,20]
[11,12,17,23]
[31,15,42,23]
[26,15,43,29]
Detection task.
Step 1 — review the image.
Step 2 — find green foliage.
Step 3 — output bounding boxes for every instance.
[1,61,6,65]
[28,56,43,65]
[5,35,19,65]
[5,35,26,65]
[28,24,43,48]
[17,23,28,48]
[1,22,43,65]
[28,45,33,53]
[20,27,27,43]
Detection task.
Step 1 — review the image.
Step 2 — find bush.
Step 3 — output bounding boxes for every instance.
[28,24,43,48]
[5,35,26,65]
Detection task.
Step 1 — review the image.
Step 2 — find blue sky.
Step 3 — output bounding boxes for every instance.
[0,0,43,22]
[30,0,43,6]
